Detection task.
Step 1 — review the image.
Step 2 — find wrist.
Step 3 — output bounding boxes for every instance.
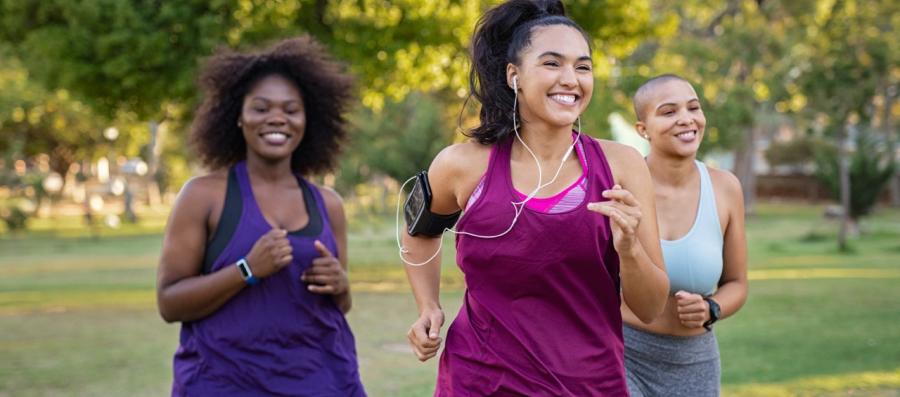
[703,297,721,330]
[417,301,442,315]
[619,241,642,261]
[236,257,260,285]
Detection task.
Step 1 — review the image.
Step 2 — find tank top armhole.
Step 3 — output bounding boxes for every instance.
[288,177,324,238]
[202,166,243,274]
[460,142,501,220]
[697,161,724,238]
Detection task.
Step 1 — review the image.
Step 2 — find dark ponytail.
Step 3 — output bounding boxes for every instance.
[465,0,590,144]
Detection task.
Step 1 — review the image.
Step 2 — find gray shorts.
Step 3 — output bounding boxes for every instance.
[623,324,721,397]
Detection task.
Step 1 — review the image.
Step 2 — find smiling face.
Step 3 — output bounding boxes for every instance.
[507,24,593,132]
[239,74,306,163]
[636,79,706,158]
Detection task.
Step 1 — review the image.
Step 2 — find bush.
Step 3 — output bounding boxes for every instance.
[814,130,896,220]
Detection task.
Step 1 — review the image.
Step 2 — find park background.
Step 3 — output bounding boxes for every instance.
[1,0,898,396]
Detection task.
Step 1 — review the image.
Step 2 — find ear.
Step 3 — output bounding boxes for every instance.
[635,121,648,139]
[506,63,519,90]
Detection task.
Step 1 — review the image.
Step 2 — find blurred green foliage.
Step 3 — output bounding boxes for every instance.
[0,0,896,211]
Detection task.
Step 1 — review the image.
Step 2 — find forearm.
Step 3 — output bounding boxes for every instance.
[402,236,443,314]
[710,279,748,320]
[157,263,246,323]
[620,241,669,323]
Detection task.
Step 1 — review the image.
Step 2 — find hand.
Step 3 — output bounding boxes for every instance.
[407,308,444,362]
[587,185,642,256]
[245,229,293,278]
[301,240,349,295]
[674,291,710,329]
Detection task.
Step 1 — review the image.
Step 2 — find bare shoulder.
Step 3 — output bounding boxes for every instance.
[596,138,644,164]
[313,183,345,218]
[174,170,228,211]
[595,138,647,184]
[429,140,493,211]
[430,140,492,177]
[706,165,744,201]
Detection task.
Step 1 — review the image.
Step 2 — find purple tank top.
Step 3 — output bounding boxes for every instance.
[436,134,627,396]
[171,161,365,396]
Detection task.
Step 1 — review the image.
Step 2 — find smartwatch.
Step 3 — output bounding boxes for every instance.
[236,258,259,285]
[703,297,721,331]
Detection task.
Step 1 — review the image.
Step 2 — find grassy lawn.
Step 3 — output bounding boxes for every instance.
[0,202,898,396]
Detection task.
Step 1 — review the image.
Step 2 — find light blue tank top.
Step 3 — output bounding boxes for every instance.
[661,160,723,296]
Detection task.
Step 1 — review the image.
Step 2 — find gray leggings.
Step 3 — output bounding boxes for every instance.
[623,324,721,397]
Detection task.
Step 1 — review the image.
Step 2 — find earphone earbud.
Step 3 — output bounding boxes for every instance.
[512,76,518,91]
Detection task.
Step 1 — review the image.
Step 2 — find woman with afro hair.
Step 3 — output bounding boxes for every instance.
[156,36,366,396]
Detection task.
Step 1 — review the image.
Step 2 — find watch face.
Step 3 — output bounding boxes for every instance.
[237,260,251,279]
[708,299,721,320]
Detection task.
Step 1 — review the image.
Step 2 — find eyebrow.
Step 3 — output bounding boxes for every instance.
[655,98,700,110]
[249,96,300,104]
[538,51,592,62]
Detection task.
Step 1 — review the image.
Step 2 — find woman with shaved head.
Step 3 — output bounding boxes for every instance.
[624,74,749,397]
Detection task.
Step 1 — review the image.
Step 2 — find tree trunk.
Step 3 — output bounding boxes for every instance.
[837,124,852,252]
[732,125,757,215]
[883,83,899,207]
[146,120,163,208]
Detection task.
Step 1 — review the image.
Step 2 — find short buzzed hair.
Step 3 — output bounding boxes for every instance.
[632,74,689,122]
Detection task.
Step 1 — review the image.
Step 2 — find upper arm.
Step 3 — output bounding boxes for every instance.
[427,142,491,215]
[157,176,221,290]
[713,169,748,285]
[320,186,348,270]
[600,140,665,270]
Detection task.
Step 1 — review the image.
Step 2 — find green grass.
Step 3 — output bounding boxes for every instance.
[0,202,898,396]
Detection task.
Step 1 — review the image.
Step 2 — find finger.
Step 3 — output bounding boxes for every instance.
[680,320,704,329]
[588,203,639,223]
[428,312,444,340]
[410,322,431,348]
[307,284,335,294]
[311,257,340,268]
[607,208,635,235]
[602,187,639,207]
[278,254,293,265]
[314,240,334,258]
[268,228,288,238]
[677,302,705,314]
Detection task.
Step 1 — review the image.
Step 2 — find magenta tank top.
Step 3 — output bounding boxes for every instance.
[436,134,627,396]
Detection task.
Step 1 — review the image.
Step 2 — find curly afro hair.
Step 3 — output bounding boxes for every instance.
[190,36,354,175]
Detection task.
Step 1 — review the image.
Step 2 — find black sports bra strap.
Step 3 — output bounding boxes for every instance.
[201,167,243,274]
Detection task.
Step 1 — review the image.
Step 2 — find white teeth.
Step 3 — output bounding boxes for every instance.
[262,132,288,144]
[551,94,577,104]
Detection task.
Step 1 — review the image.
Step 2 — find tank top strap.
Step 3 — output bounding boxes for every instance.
[578,134,616,197]
[234,161,256,202]
[696,160,722,236]
[302,177,331,232]
[202,165,244,274]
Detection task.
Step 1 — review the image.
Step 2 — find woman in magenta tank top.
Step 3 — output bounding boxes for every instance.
[156,37,365,396]
[400,1,670,395]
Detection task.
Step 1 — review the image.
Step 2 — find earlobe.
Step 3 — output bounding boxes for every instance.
[635,122,648,140]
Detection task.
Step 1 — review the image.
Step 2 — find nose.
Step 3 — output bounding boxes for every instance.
[559,65,577,88]
[676,108,694,126]
[266,111,287,127]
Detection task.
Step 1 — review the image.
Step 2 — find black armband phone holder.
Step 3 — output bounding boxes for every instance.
[404,171,461,237]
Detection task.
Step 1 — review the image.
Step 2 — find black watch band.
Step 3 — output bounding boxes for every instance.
[703,297,721,331]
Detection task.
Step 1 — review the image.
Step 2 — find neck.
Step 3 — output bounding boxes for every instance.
[646,151,697,187]
[245,154,294,183]
[513,121,575,162]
